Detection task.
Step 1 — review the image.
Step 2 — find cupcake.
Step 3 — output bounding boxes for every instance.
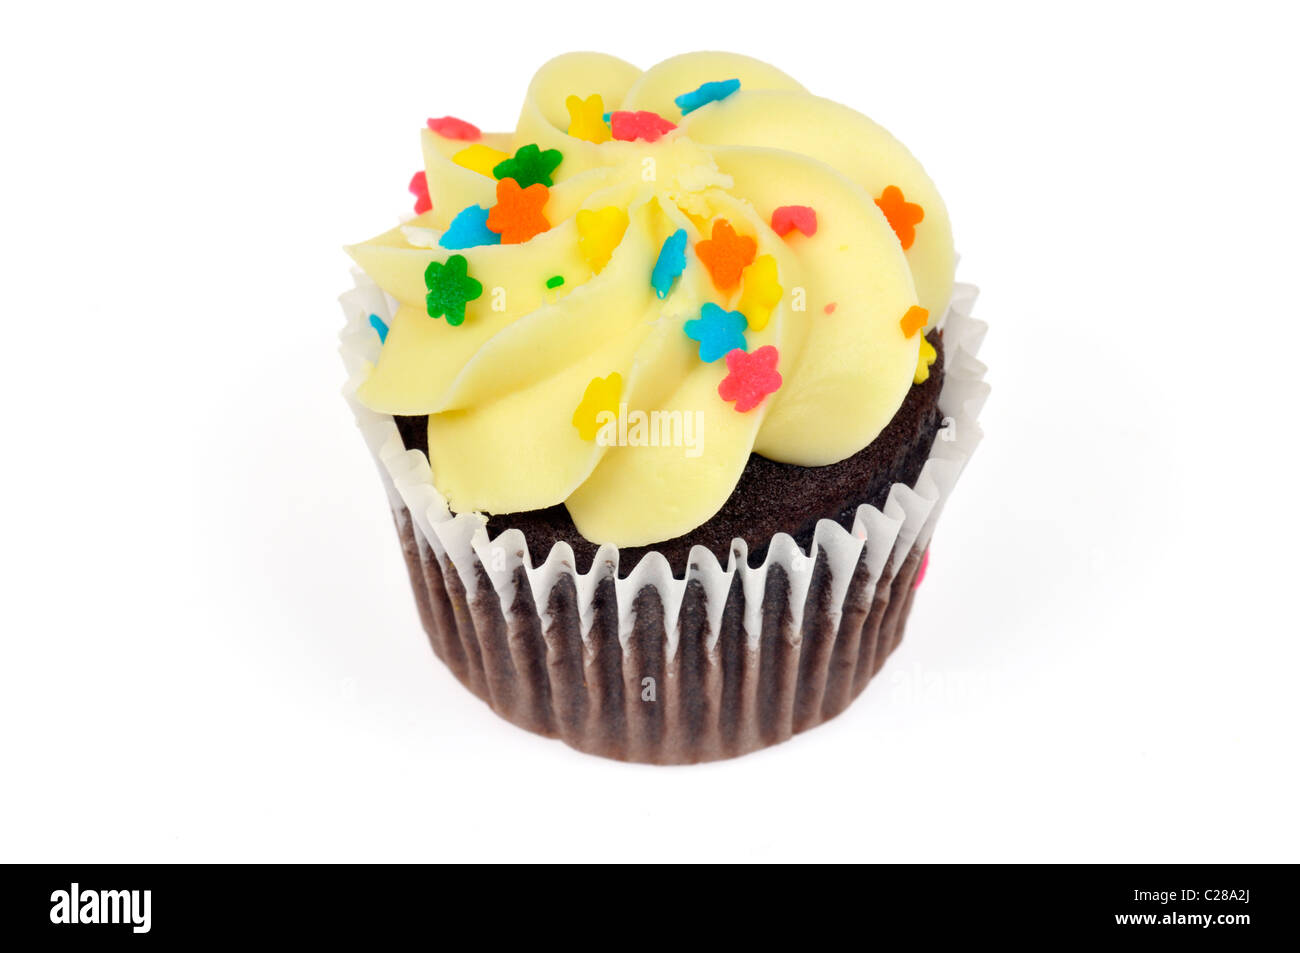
[340,51,988,763]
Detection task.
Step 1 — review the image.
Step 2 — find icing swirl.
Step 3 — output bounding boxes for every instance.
[348,52,955,547]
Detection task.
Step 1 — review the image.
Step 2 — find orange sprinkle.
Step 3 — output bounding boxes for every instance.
[875,185,924,251]
[485,178,550,244]
[900,305,929,337]
[695,219,756,292]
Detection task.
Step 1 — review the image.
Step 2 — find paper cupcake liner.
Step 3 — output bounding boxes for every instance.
[339,276,988,763]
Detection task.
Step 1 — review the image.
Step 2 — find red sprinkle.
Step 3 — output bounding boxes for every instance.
[718,345,783,413]
[427,116,481,140]
[914,549,930,589]
[409,170,431,214]
[610,110,677,143]
[824,302,837,314]
[771,205,817,237]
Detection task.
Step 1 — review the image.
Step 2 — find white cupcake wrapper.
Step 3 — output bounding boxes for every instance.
[339,275,988,761]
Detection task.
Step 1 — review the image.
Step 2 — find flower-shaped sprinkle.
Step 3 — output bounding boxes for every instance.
[914,335,937,384]
[427,116,481,140]
[566,94,611,144]
[737,255,783,331]
[674,78,741,116]
[453,144,511,177]
[875,185,924,251]
[576,206,628,272]
[439,204,501,250]
[609,110,677,143]
[899,305,928,338]
[409,170,431,214]
[424,254,483,327]
[684,303,748,363]
[651,228,688,299]
[486,178,550,244]
[695,219,756,292]
[572,372,623,441]
[718,345,782,412]
[770,205,817,238]
[492,143,563,189]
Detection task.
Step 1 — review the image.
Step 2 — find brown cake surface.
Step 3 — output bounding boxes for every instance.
[394,331,945,575]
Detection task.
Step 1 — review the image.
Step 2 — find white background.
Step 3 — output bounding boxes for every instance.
[2,0,1297,862]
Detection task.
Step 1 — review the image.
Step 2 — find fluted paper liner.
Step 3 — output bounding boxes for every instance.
[339,275,988,763]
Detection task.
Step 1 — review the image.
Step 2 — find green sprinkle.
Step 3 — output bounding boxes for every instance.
[546,275,564,289]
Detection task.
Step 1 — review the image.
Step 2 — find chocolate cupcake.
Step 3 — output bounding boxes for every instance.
[340,52,988,763]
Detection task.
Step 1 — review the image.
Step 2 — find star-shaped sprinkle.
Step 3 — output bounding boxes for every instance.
[771,205,817,238]
[427,116,481,140]
[737,255,783,331]
[576,206,628,272]
[610,110,677,143]
[409,170,431,214]
[368,313,389,344]
[684,303,748,363]
[695,219,756,292]
[424,254,483,327]
[453,144,510,177]
[914,334,937,384]
[440,204,501,250]
[492,143,563,189]
[899,305,929,338]
[674,78,741,116]
[875,185,925,251]
[566,94,610,144]
[651,228,688,299]
[572,372,623,441]
[718,345,782,412]
[486,178,550,244]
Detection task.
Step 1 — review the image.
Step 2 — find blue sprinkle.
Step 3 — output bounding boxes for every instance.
[651,229,688,299]
[602,111,611,122]
[439,204,502,250]
[684,303,748,363]
[368,313,389,344]
[674,78,741,116]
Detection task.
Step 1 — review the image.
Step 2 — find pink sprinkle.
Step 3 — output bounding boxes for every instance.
[913,549,930,589]
[823,302,837,314]
[427,116,481,140]
[610,110,677,143]
[771,205,818,237]
[409,170,431,214]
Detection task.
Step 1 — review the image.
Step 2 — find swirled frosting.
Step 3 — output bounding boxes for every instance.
[347,52,955,547]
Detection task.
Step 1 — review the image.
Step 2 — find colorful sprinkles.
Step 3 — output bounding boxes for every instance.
[875,185,924,250]
[572,372,623,441]
[651,229,688,298]
[914,335,937,384]
[684,303,748,363]
[695,219,756,292]
[368,313,389,344]
[576,206,629,272]
[566,94,611,144]
[718,346,782,412]
[674,78,741,116]
[427,116,481,140]
[737,255,783,332]
[452,144,510,177]
[899,305,929,338]
[610,110,677,143]
[424,254,482,327]
[493,143,563,189]
[486,178,550,244]
[770,205,817,238]
[546,275,565,289]
[409,170,431,215]
[440,204,500,250]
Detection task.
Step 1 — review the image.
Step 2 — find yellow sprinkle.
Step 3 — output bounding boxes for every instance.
[572,372,623,441]
[914,335,937,384]
[453,144,511,177]
[566,93,610,144]
[576,206,629,273]
[737,254,783,332]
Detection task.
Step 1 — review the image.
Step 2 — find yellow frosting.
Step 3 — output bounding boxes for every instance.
[347,52,955,547]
